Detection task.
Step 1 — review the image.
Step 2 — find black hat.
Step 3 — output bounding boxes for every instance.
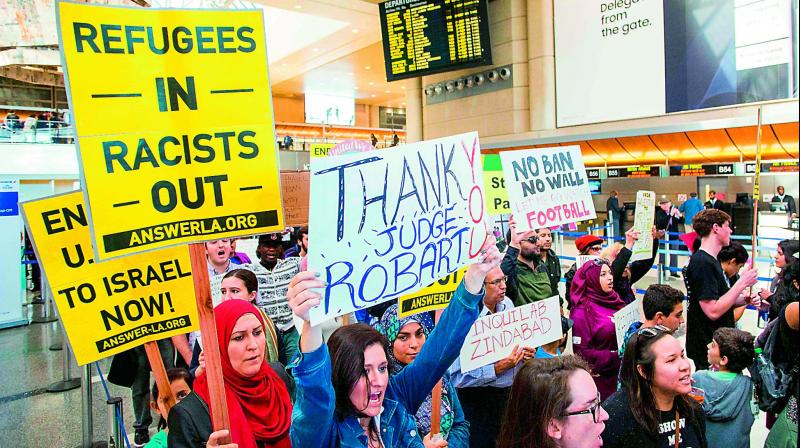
[258,233,283,247]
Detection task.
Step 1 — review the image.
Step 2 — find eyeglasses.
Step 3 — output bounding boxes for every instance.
[637,325,671,338]
[561,392,602,423]
[523,236,538,244]
[587,245,602,253]
[484,276,508,286]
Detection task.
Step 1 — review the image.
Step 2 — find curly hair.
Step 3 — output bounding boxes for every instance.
[712,327,755,374]
[692,209,731,238]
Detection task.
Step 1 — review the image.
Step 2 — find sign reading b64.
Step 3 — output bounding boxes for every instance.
[57,2,284,259]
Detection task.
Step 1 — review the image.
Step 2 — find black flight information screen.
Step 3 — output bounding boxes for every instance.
[379,0,492,82]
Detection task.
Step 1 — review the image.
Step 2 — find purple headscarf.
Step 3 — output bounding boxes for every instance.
[569,261,625,309]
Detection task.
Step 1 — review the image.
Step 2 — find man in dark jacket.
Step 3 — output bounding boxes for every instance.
[771,185,797,216]
[606,190,624,240]
[704,190,724,210]
[656,199,684,278]
[536,227,562,301]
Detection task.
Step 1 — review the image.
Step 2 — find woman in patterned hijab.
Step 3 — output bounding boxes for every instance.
[378,304,469,446]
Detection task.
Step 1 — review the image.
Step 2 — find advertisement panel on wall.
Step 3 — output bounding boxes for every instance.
[554,0,798,127]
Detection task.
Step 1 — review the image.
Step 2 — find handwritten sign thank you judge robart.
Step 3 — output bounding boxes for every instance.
[308,132,488,325]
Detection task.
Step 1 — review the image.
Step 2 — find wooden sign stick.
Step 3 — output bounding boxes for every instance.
[189,243,231,442]
[430,308,444,436]
[750,107,763,268]
[143,341,176,415]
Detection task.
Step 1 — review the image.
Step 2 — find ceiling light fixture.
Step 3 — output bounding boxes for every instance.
[364,66,371,70]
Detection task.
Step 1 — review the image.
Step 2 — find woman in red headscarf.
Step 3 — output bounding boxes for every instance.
[569,259,627,401]
[168,300,292,448]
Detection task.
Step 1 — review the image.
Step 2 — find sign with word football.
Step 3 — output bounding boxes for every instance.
[397,268,466,318]
[308,132,488,325]
[21,191,198,365]
[500,146,596,231]
[57,3,284,260]
[459,296,561,371]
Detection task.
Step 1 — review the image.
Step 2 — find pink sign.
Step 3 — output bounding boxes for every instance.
[330,139,374,157]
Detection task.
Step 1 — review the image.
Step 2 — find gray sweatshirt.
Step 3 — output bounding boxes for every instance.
[692,370,754,448]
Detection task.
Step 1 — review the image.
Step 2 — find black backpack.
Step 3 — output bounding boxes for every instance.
[749,318,799,413]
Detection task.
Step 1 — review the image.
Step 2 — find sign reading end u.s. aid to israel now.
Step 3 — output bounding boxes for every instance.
[308,132,489,325]
[56,2,284,260]
[21,191,199,365]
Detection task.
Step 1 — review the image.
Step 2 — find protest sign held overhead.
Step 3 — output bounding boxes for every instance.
[459,296,561,371]
[281,171,310,227]
[397,268,466,318]
[482,154,510,215]
[500,146,596,231]
[21,191,199,365]
[57,3,284,260]
[613,298,643,350]
[630,191,656,262]
[310,143,336,158]
[308,132,488,325]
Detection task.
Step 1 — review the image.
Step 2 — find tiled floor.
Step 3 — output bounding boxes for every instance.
[0,239,776,447]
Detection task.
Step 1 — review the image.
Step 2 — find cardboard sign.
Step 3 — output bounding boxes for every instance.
[612,298,642,350]
[310,143,335,158]
[482,154,509,215]
[57,3,283,260]
[308,132,488,324]
[459,296,562,371]
[397,268,466,318]
[500,146,596,231]
[21,191,199,365]
[630,191,655,262]
[281,171,310,227]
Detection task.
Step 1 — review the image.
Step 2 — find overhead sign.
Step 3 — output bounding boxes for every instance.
[630,191,656,262]
[57,3,283,260]
[586,168,602,180]
[500,146,596,231]
[281,171,310,227]
[669,164,734,176]
[397,268,465,318]
[459,296,561,371]
[761,161,799,173]
[379,0,493,82]
[612,298,642,350]
[308,132,488,325]
[482,154,509,215]
[21,191,198,365]
[607,166,660,178]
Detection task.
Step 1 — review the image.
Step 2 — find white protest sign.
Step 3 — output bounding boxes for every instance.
[459,296,562,371]
[576,255,599,269]
[308,132,487,325]
[500,146,596,231]
[630,191,655,262]
[612,298,642,350]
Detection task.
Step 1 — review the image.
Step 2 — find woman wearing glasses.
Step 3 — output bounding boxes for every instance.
[564,234,605,309]
[602,326,707,448]
[569,259,627,400]
[497,355,608,448]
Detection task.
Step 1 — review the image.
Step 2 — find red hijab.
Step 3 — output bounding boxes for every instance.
[194,300,292,448]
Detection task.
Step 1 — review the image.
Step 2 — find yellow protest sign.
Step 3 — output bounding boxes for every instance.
[483,154,509,215]
[397,268,466,318]
[57,3,283,260]
[21,191,199,365]
[310,143,335,158]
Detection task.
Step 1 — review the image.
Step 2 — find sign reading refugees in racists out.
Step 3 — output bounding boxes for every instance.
[56,3,284,260]
[459,296,562,371]
[613,298,642,350]
[308,132,488,325]
[630,190,656,262]
[482,154,509,215]
[397,268,466,318]
[21,191,199,365]
[500,146,596,231]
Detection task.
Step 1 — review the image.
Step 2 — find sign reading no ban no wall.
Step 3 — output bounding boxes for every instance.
[57,2,284,260]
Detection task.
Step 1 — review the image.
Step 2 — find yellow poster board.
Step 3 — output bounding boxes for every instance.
[21,191,199,365]
[397,268,466,318]
[57,3,283,260]
[483,154,509,215]
[310,143,335,158]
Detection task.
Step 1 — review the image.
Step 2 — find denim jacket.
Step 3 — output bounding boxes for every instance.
[290,282,483,448]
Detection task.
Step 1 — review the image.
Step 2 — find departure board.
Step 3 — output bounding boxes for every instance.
[607,166,661,178]
[379,0,492,82]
